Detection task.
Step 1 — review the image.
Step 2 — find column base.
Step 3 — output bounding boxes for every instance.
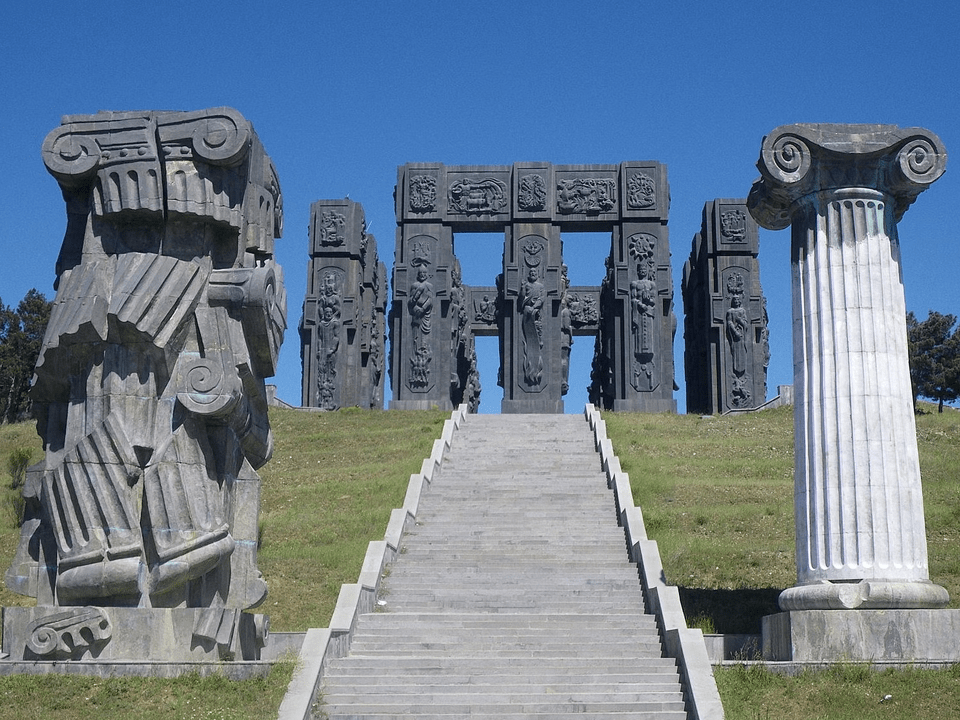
[2,606,268,661]
[501,398,564,414]
[389,399,453,411]
[612,398,677,413]
[779,580,949,611]
[763,608,960,662]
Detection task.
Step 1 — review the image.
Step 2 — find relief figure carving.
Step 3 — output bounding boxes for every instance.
[627,171,656,209]
[518,174,546,211]
[409,175,438,213]
[408,266,434,388]
[629,233,658,391]
[725,272,751,406]
[318,211,346,246]
[557,177,616,214]
[519,268,545,387]
[720,210,746,242]
[448,178,507,215]
[316,271,343,410]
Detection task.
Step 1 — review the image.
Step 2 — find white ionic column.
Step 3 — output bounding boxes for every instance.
[748,124,949,610]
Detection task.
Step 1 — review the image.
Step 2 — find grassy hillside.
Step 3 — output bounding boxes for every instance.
[0,403,958,719]
[604,404,960,634]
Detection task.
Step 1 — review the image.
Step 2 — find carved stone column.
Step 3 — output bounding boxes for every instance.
[3,108,282,661]
[748,124,948,610]
[683,199,768,414]
[502,222,563,413]
[300,199,385,410]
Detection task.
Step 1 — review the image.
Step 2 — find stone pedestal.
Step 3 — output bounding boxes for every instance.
[763,609,960,662]
[748,124,948,611]
[2,607,268,662]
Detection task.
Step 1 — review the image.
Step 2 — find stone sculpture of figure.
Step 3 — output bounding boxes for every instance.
[476,294,497,324]
[408,266,434,351]
[317,304,341,410]
[464,340,482,413]
[630,262,657,357]
[725,275,751,407]
[7,109,285,631]
[315,272,343,410]
[519,267,545,386]
[559,265,572,395]
[725,293,749,375]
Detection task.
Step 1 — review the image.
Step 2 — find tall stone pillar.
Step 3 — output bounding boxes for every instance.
[501,222,564,413]
[683,199,768,415]
[748,124,948,611]
[3,108,283,662]
[390,164,457,410]
[300,199,385,410]
[591,162,676,412]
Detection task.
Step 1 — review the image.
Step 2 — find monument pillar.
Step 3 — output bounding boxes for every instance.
[748,124,948,611]
[501,222,563,413]
[300,199,386,410]
[390,164,457,410]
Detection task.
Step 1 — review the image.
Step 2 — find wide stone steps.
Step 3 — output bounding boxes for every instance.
[315,414,690,719]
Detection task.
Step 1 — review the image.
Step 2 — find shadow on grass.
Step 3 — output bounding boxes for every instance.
[678,587,782,634]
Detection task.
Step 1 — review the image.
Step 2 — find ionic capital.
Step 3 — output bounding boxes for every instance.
[747,123,946,230]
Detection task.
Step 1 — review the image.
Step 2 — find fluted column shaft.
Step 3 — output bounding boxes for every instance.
[792,189,926,584]
[748,123,948,610]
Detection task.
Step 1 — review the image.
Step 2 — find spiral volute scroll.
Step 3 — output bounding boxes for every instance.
[897,134,947,186]
[42,128,102,184]
[176,355,241,417]
[760,132,812,185]
[187,109,251,165]
[27,624,61,656]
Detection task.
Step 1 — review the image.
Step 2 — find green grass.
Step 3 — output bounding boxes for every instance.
[1,402,959,720]
[603,404,960,634]
[0,660,295,720]
[715,662,960,720]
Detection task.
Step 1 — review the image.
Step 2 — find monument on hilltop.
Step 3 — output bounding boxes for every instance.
[389,162,676,413]
[748,123,958,662]
[3,108,285,662]
[683,199,769,414]
[299,199,387,410]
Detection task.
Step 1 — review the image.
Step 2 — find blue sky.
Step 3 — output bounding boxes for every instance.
[3,1,959,413]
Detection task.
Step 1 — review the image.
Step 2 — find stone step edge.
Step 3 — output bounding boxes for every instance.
[276,405,470,720]
[584,403,724,720]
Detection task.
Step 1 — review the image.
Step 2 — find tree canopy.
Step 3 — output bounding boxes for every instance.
[0,289,51,424]
[906,310,960,413]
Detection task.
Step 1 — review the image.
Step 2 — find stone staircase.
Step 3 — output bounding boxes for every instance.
[315,413,692,719]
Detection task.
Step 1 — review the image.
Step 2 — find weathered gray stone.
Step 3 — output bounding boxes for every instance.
[2,607,268,662]
[299,199,386,409]
[748,124,948,612]
[683,199,768,414]
[5,108,284,661]
[389,162,676,414]
[763,609,960,662]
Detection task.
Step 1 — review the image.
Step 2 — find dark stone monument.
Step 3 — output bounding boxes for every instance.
[299,199,386,410]
[389,162,676,413]
[3,108,284,662]
[682,199,768,414]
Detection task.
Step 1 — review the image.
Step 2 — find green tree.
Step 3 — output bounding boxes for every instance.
[0,289,52,424]
[907,310,960,413]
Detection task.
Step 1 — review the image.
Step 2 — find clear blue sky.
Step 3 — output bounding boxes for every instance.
[3,1,958,413]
